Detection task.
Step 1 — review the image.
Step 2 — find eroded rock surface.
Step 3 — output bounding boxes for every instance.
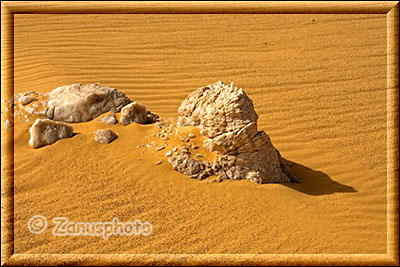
[175,81,297,184]
[168,153,212,180]
[29,118,74,148]
[94,129,118,144]
[45,83,131,122]
[120,101,160,125]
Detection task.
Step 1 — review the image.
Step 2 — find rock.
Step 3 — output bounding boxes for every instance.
[165,150,172,157]
[45,83,131,122]
[19,96,37,105]
[4,119,13,130]
[168,154,207,178]
[120,101,159,125]
[178,81,258,154]
[29,118,74,148]
[155,160,163,165]
[188,133,196,138]
[98,113,117,125]
[94,129,118,144]
[176,81,297,184]
[156,146,165,151]
[11,92,39,105]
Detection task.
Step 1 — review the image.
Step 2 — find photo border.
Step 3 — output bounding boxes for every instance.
[1,1,398,266]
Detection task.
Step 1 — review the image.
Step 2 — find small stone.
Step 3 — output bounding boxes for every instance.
[192,144,199,149]
[165,150,172,157]
[155,160,163,165]
[196,154,204,158]
[98,113,117,125]
[163,136,169,141]
[181,146,190,154]
[156,146,165,151]
[19,96,37,105]
[184,137,190,142]
[188,133,196,138]
[94,129,118,144]
[121,101,148,125]
[172,147,178,152]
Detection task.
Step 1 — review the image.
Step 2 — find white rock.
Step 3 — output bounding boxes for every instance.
[120,101,159,125]
[94,129,118,144]
[45,83,131,122]
[98,113,117,125]
[29,119,74,148]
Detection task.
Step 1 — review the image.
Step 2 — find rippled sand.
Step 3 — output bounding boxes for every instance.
[8,14,387,254]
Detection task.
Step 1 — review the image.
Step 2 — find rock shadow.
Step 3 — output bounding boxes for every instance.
[282,159,357,196]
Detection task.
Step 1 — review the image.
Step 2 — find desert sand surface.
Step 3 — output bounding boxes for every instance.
[5,14,388,254]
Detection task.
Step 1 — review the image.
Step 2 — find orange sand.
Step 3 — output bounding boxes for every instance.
[6,14,387,254]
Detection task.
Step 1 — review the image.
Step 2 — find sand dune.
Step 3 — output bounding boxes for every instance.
[7,14,387,254]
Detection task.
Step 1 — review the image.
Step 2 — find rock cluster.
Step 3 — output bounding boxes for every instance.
[45,83,131,122]
[29,118,74,148]
[14,83,160,148]
[176,81,297,184]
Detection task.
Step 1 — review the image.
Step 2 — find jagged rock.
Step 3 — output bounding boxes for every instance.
[175,81,297,184]
[94,129,118,144]
[178,81,258,154]
[120,101,159,125]
[45,83,131,122]
[29,118,74,148]
[98,113,117,125]
[168,153,213,180]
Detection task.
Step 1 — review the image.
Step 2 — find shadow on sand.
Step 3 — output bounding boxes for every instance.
[282,159,357,196]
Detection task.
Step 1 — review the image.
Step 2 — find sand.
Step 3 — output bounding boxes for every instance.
[7,14,387,254]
